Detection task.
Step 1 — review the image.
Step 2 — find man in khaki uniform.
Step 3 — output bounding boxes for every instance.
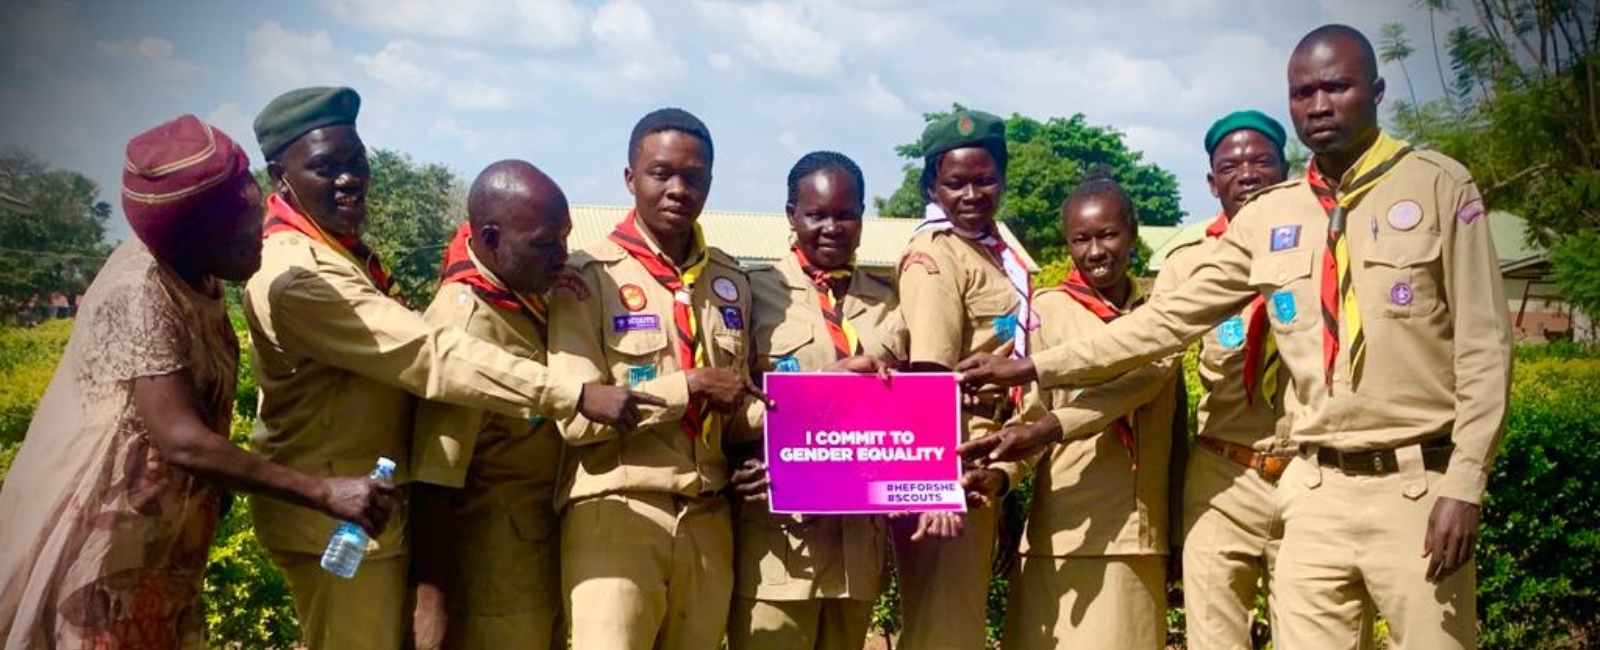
[1170,111,1297,649]
[959,26,1510,650]
[245,88,658,650]
[409,161,601,650]
[895,109,1029,650]
[547,108,767,650]
[724,151,908,650]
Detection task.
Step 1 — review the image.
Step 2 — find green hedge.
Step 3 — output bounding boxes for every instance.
[1,320,1597,649]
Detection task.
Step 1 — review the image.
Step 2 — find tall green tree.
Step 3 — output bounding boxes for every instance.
[874,106,1184,263]
[0,148,111,317]
[1390,0,1599,324]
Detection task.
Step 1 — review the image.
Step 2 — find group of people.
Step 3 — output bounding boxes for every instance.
[0,21,1508,650]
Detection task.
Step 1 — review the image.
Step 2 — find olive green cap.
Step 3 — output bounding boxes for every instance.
[253,86,361,159]
[1203,110,1286,157]
[919,109,1007,161]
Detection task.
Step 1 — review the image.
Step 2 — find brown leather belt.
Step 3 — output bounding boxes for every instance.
[1196,436,1294,483]
[963,392,1015,423]
[1316,438,1453,475]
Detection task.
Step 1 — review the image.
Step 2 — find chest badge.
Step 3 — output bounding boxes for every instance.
[713,276,740,302]
[992,313,1018,342]
[1271,290,1297,324]
[612,314,660,333]
[774,356,802,373]
[1386,200,1423,231]
[1270,225,1301,251]
[1390,281,1415,307]
[627,364,657,387]
[619,284,648,312]
[1218,315,1246,349]
[720,305,744,329]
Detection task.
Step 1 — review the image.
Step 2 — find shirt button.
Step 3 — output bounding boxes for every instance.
[1277,272,1288,283]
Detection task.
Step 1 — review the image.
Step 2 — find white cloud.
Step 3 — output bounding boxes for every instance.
[95,36,208,79]
[355,41,441,93]
[96,36,173,59]
[859,74,909,117]
[730,2,842,77]
[312,0,587,49]
[445,81,515,111]
[588,0,684,97]
[247,22,341,93]
[204,102,256,156]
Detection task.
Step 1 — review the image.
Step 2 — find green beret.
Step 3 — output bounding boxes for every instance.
[1204,110,1286,157]
[920,109,1007,162]
[253,87,361,159]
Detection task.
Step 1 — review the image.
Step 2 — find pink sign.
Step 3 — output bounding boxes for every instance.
[763,372,966,514]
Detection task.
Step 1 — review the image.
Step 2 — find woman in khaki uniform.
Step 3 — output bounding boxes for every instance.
[999,172,1181,650]
[724,151,908,650]
[894,109,1030,649]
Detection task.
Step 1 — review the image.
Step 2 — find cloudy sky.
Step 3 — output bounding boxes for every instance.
[1,0,1466,241]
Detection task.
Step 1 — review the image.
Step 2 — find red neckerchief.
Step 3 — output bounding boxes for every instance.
[1059,267,1139,467]
[793,246,860,360]
[438,223,548,333]
[1205,211,1276,406]
[606,210,706,440]
[264,193,396,298]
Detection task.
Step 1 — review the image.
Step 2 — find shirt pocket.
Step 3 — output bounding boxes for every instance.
[967,289,1018,345]
[1361,233,1443,320]
[605,326,670,385]
[1248,249,1317,333]
[762,326,815,374]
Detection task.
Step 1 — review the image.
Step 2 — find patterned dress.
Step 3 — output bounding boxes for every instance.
[0,240,238,649]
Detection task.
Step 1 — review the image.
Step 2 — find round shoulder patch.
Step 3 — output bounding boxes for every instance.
[712,276,740,302]
[619,284,648,311]
[1386,200,1423,231]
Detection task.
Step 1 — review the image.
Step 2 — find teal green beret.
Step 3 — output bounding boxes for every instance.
[1204,110,1286,157]
[920,109,1007,161]
[253,87,361,159]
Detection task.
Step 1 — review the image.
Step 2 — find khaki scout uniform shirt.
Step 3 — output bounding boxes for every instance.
[411,262,563,616]
[1014,282,1181,557]
[897,229,1026,485]
[547,232,757,507]
[734,255,909,602]
[244,229,581,556]
[1031,144,1512,504]
[1164,238,1293,449]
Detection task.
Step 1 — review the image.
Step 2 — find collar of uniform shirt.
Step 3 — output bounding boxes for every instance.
[1309,130,1412,207]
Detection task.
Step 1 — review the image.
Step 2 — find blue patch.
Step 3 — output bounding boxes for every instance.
[627,364,657,387]
[1270,224,1301,251]
[992,314,1018,341]
[528,415,548,428]
[1271,291,1297,324]
[720,306,744,329]
[1217,315,1246,349]
[611,314,660,333]
[774,356,802,373]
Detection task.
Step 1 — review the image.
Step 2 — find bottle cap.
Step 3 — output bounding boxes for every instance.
[376,457,396,473]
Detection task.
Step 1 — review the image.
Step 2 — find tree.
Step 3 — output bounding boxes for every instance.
[1388,0,1599,320]
[1380,22,1425,126]
[0,148,112,318]
[874,106,1185,263]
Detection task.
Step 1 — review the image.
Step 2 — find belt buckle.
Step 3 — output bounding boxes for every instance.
[1371,452,1386,474]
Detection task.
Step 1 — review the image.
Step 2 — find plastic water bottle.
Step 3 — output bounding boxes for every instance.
[320,457,395,578]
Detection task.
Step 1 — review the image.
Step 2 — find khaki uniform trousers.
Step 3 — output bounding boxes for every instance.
[1181,446,1281,650]
[270,551,408,650]
[727,596,874,650]
[888,504,997,650]
[1002,554,1166,650]
[562,492,733,650]
[1274,450,1475,650]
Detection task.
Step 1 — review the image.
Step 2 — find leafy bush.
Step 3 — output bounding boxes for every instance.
[1478,355,1600,650]
[200,416,300,648]
[0,320,70,487]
